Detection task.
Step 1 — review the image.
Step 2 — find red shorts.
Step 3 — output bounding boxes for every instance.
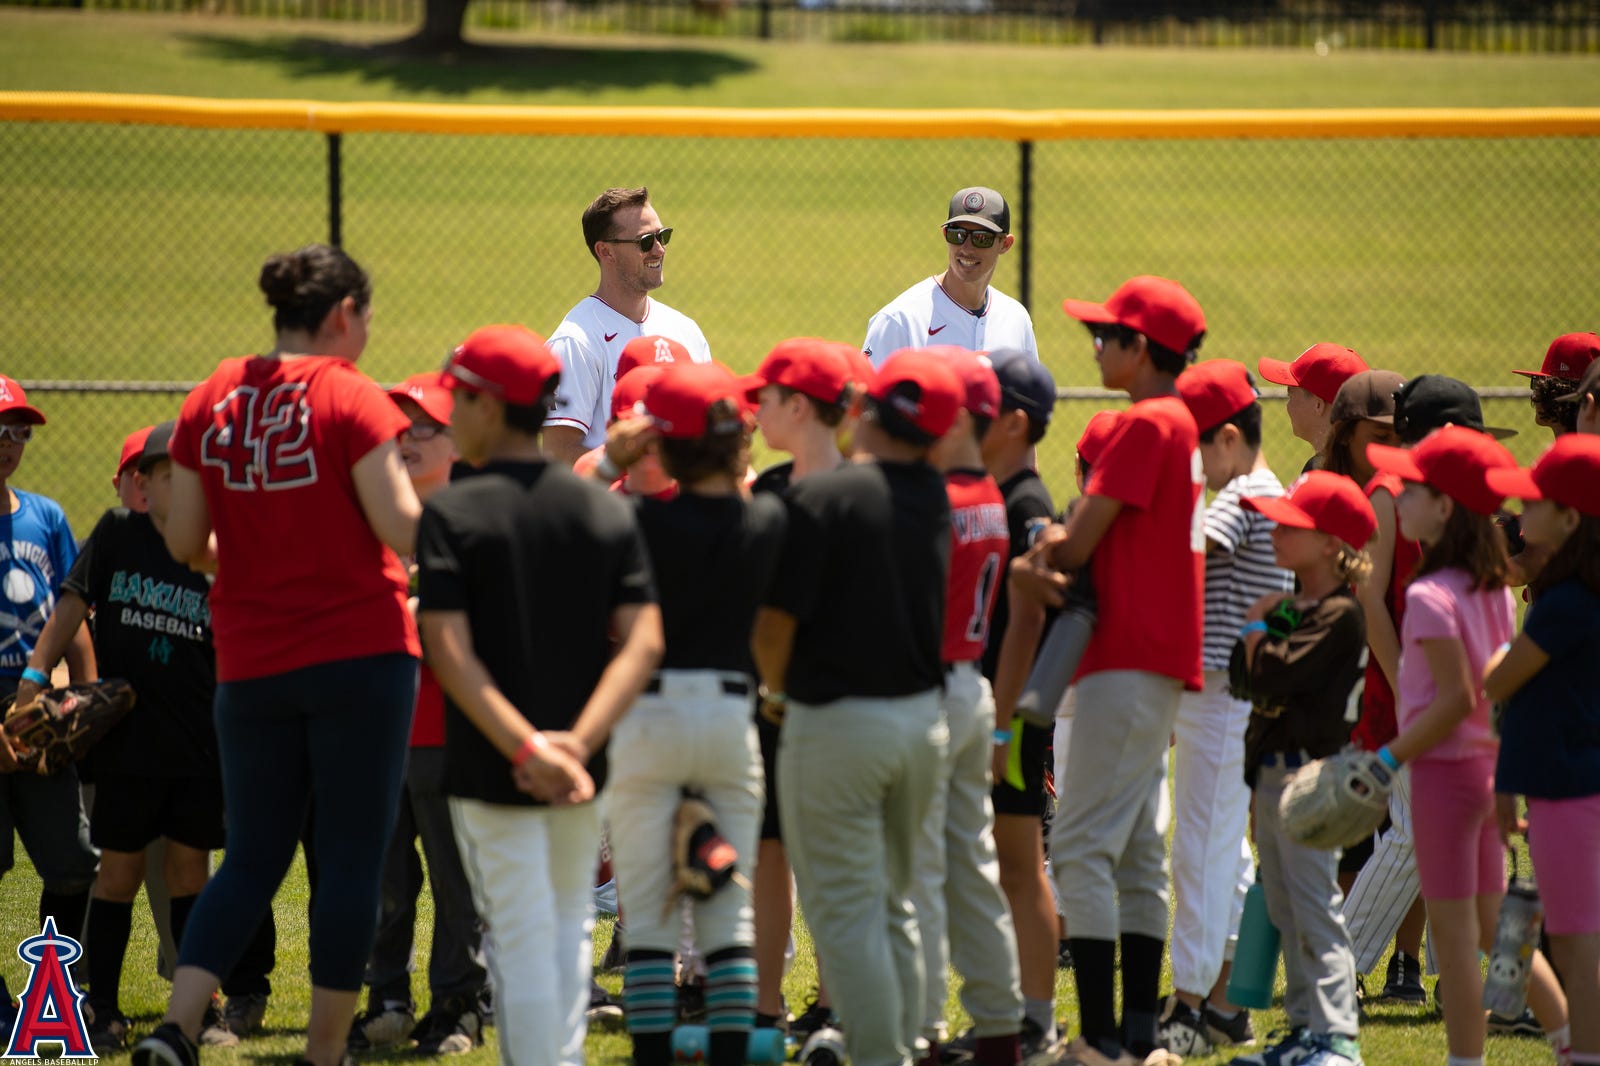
[1411,754,1504,900]
[1528,794,1600,935]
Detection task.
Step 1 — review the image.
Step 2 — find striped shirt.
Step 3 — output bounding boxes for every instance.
[1202,468,1296,670]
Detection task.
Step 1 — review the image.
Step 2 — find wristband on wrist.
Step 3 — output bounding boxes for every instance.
[992,728,1012,745]
[19,667,48,686]
[595,452,623,481]
[1377,746,1400,771]
[511,731,551,768]
[1239,620,1269,638]
[759,686,786,706]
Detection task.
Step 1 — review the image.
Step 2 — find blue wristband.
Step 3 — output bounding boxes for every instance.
[1377,746,1400,771]
[19,667,48,686]
[992,729,1013,745]
[1239,620,1269,638]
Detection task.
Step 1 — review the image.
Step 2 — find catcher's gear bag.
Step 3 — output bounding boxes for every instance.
[666,790,750,916]
[1278,748,1393,850]
[3,679,137,775]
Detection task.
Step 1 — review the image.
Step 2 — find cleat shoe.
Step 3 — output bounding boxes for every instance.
[131,1021,201,1066]
[1053,1036,1139,1065]
[1487,1006,1542,1037]
[676,976,708,1024]
[789,992,836,1043]
[598,924,626,973]
[587,982,625,1029]
[1158,996,1212,1057]
[88,1014,130,1055]
[411,997,482,1055]
[1019,1018,1060,1066]
[940,1028,977,1064]
[1058,941,1075,970]
[754,997,789,1033]
[348,1000,416,1051]
[1376,951,1425,1004]
[1202,1002,1256,1048]
[198,993,239,1047]
[221,991,270,1038]
[1298,1032,1361,1066]
[1231,1027,1311,1065]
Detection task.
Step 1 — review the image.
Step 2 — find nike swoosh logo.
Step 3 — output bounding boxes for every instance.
[928,325,947,336]
[604,332,618,342]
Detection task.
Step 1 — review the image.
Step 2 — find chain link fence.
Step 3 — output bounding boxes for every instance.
[2,98,1597,536]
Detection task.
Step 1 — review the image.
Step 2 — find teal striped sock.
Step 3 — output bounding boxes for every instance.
[623,956,678,1034]
[705,954,758,1031]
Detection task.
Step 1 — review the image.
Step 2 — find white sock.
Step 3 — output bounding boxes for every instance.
[1445,1057,1484,1066]
[1548,1024,1572,1052]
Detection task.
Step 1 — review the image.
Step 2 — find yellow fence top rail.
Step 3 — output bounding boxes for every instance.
[4,92,1600,140]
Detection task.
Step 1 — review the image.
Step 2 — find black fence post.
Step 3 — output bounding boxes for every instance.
[327,132,343,248]
[759,0,771,39]
[1018,139,1033,312]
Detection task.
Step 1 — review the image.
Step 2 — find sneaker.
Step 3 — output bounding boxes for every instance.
[1019,1018,1059,1066]
[1058,941,1075,970]
[88,1014,130,1054]
[1202,1002,1256,1048]
[676,976,708,1023]
[754,998,789,1033]
[221,992,270,1037]
[348,1001,416,1051]
[198,994,239,1048]
[598,924,626,973]
[1157,997,1212,1057]
[587,982,625,1029]
[939,1028,976,1064]
[1053,1036,1139,1065]
[1298,1032,1361,1066]
[1231,1027,1311,1066]
[131,1022,201,1066]
[411,997,482,1055]
[1487,1006,1543,1037]
[789,992,835,1042]
[1376,951,1425,1004]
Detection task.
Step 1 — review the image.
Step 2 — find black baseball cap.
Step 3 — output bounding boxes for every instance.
[989,349,1056,424]
[1392,375,1515,444]
[946,187,1009,234]
[137,420,176,472]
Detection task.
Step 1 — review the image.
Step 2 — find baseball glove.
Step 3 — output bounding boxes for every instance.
[2,680,137,776]
[1279,748,1393,850]
[665,790,750,917]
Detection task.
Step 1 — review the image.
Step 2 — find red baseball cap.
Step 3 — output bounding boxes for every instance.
[1062,276,1206,356]
[869,350,964,442]
[642,361,747,440]
[0,376,46,426]
[1178,359,1258,434]
[611,364,670,422]
[741,338,852,407]
[841,346,876,391]
[1485,433,1600,519]
[1513,332,1600,382]
[388,371,454,426]
[1076,409,1121,468]
[441,325,560,407]
[1243,470,1378,551]
[1367,424,1518,516]
[117,425,155,476]
[616,335,690,382]
[1257,343,1369,406]
[926,346,1001,419]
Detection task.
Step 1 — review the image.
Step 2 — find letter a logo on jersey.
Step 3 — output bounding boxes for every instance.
[3,917,94,1059]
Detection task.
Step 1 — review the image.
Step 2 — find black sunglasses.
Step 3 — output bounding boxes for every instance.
[943,226,1000,250]
[601,227,673,253]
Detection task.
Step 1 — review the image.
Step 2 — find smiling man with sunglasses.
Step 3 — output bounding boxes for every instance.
[545,186,713,467]
[862,187,1038,368]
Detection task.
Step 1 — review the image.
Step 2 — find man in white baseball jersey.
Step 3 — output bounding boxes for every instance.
[544,186,712,466]
[862,188,1038,367]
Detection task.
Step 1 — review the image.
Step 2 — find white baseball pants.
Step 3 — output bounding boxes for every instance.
[1342,764,1421,975]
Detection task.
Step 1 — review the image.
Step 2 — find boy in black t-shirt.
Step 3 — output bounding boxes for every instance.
[753,349,961,1066]
[417,325,663,1065]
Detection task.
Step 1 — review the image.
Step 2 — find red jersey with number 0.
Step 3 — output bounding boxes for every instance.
[1079,395,1205,691]
[943,470,1010,664]
[171,355,420,682]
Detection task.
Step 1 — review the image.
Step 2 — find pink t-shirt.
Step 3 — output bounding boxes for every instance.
[1397,568,1514,761]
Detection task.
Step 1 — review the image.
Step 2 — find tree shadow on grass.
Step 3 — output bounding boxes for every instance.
[179,32,759,97]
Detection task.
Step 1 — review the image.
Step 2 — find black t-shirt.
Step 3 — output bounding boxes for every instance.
[981,469,1055,682]
[633,492,786,675]
[750,460,795,498]
[1242,589,1367,787]
[765,459,949,705]
[63,508,218,779]
[417,459,657,807]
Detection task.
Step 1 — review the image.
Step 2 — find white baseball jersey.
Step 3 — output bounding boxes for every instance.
[862,277,1038,367]
[547,295,712,448]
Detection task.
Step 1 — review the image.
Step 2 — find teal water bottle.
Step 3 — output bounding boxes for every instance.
[1227,879,1281,1009]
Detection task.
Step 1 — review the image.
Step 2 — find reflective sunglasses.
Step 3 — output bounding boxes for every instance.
[942,225,1000,250]
[601,228,673,253]
[402,421,449,441]
[0,425,34,443]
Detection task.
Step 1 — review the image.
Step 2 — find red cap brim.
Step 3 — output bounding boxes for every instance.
[1510,369,1548,379]
[738,373,769,402]
[1241,495,1316,530]
[1366,442,1425,483]
[1256,357,1298,388]
[1061,298,1118,325]
[1484,467,1543,501]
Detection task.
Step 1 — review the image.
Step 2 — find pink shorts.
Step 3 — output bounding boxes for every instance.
[1411,755,1505,900]
[1528,794,1600,935]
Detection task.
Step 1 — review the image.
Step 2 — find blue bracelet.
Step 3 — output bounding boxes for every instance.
[992,728,1012,744]
[19,667,48,686]
[1377,746,1401,771]
[1239,620,1269,637]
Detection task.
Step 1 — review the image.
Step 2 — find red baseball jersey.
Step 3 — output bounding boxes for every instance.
[410,662,445,748]
[1079,395,1206,691]
[1351,471,1422,751]
[171,355,420,682]
[943,470,1010,664]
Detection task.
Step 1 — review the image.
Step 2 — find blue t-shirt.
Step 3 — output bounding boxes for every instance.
[0,488,79,678]
[1495,578,1600,799]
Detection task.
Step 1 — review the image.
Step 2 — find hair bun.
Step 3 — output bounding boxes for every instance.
[259,250,310,309]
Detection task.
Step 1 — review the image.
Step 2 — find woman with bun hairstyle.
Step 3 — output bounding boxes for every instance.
[133,245,423,1066]
[1485,434,1600,1066]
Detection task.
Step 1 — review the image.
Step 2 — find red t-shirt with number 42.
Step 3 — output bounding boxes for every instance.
[943,470,1010,665]
[171,355,420,682]
[1079,394,1205,692]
